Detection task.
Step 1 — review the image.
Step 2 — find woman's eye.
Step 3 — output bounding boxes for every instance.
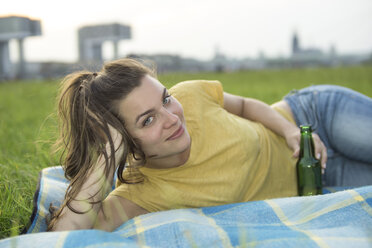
[163,95,171,105]
[143,116,154,126]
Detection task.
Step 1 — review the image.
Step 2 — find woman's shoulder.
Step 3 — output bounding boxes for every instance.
[170,79,221,92]
[170,80,223,106]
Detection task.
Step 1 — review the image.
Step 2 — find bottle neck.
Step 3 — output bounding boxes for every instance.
[299,131,315,158]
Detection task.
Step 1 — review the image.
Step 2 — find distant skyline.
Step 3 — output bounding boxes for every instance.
[2,0,372,63]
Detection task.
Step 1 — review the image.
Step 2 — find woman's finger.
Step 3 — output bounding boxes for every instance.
[312,133,327,169]
[292,147,300,158]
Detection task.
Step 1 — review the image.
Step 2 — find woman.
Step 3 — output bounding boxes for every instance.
[48,58,372,232]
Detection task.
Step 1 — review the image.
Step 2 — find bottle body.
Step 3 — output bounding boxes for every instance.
[296,125,322,196]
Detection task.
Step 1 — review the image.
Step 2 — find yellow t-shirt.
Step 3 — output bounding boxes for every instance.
[110,80,298,212]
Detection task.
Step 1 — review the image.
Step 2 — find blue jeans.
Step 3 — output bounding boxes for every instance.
[284,85,372,187]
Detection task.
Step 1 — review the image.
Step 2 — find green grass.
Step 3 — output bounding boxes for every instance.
[1,65,371,239]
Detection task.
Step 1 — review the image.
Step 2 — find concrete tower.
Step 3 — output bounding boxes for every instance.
[78,23,131,63]
[0,15,41,80]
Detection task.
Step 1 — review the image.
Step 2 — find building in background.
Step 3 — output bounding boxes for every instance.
[287,32,369,68]
[0,16,371,81]
[0,15,41,80]
[78,23,131,64]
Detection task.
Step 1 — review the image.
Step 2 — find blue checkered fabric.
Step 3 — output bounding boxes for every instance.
[1,166,371,248]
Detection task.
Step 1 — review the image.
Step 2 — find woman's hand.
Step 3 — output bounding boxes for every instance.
[223,95,327,173]
[285,128,327,173]
[51,125,124,231]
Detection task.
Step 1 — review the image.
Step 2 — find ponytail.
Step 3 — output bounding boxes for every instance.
[47,59,152,231]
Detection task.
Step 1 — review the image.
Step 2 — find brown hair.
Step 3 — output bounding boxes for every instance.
[47,58,155,230]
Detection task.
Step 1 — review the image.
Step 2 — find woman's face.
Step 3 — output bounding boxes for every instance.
[117,75,191,164]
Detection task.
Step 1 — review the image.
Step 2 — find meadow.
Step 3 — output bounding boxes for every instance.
[0,65,371,239]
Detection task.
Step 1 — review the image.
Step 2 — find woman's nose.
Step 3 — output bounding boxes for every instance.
[162,108,178,129]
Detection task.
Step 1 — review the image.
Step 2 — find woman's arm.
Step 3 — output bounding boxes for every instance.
[224,92,298,140]
[52,128,148,231]
[223,92,327,168]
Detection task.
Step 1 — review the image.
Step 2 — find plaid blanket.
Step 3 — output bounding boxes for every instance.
[1,166,371,247]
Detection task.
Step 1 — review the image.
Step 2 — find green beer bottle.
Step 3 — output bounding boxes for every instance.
[296,125,322,196]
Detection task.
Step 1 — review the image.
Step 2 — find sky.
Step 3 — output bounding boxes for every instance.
[1,0,372,63]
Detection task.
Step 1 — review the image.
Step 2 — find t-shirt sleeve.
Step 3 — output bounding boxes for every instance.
[170,80,224,107]
[201,80,224,107]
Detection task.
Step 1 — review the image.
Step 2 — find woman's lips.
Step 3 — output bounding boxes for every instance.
[167,125,184,140]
